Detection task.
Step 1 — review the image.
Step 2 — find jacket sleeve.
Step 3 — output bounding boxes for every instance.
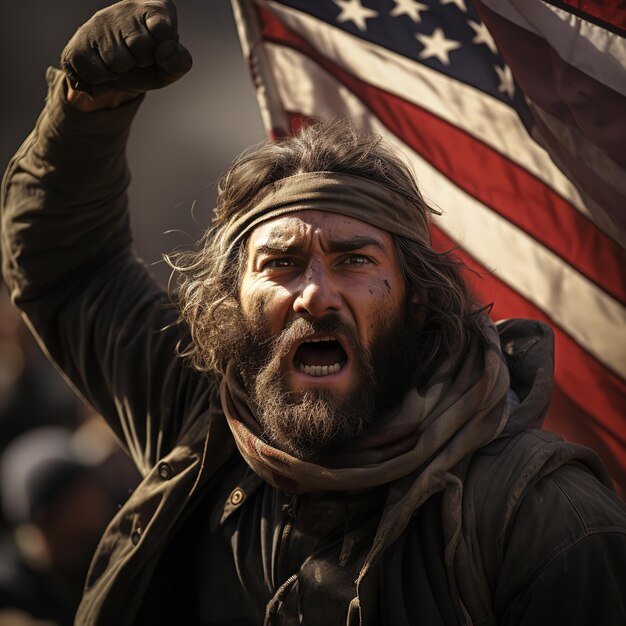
[496,463,626,624]
[0,68,216,475]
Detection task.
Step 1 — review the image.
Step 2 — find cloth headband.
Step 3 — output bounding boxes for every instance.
[222,172,431,250]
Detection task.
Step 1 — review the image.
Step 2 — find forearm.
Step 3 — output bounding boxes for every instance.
[0,67,205,470]
[0,2,213,473]
[1,67,143,304]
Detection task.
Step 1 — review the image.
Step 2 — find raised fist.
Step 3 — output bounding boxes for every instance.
[60,0,192,97]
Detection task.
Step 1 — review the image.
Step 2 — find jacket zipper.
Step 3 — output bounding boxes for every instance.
[276,494,299,585]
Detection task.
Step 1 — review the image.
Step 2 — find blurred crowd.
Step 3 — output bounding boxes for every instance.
[0,284,140,626]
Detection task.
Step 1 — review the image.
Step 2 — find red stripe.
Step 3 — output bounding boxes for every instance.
[259,6,626,304]
[474,0,626,169]
[431,226,626,462]
[543,0,626,31]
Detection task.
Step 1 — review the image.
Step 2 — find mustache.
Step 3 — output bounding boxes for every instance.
[266,313,360,360]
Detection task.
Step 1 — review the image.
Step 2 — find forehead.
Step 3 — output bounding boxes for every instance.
[246,210,393,251]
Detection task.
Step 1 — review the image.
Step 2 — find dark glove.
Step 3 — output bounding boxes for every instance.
[60,0,192,97]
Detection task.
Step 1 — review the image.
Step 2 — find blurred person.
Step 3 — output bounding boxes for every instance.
[0,427,136,626]
[0,1,625,625]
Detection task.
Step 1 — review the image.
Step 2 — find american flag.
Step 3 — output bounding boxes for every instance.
[231,0,626,494]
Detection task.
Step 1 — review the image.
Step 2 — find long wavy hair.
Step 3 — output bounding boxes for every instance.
[167,121,483,385]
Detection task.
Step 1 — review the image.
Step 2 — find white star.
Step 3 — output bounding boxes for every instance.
[334,0,379,31]
[390,0,429,23]
[440,0,467,11]
[469,20,498,54]
[495,64,515,99]
[416,27,461,65]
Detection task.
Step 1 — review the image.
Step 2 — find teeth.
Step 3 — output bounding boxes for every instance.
[297,362,342,376]
[307,336,334,343]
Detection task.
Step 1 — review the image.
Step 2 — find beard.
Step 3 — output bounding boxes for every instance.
[229,304,421,461]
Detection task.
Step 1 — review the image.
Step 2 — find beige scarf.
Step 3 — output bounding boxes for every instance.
[220,314,510,496]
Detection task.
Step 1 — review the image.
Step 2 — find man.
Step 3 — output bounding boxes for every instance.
[1,1,624,624]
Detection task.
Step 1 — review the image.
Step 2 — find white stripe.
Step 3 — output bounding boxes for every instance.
[232,0,291,136]
[266,43,626,377]
[263,0,591,220]
[478,0,626,96]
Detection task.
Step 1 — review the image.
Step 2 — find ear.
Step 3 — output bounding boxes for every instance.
[410,284,428,306]
[408,287,428,327]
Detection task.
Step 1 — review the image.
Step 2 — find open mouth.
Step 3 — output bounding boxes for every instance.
[293,336,348,377]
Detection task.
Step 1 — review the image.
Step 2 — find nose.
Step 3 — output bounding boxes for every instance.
[292,263,342,318]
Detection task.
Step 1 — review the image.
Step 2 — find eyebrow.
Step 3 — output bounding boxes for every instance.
[253,235,387,256]
[324,235,387,253]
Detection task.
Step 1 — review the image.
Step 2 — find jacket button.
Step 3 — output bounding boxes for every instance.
[230,488,245,506]
[131,528,142,546]
[158,462,172,480]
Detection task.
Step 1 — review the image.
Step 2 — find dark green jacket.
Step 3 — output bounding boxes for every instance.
[2,69,625,626]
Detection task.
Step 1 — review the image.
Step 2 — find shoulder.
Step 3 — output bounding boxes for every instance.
[464,429,619,530]
[495,463,626,623]
[465,430,626,623]
[502,460,626,574]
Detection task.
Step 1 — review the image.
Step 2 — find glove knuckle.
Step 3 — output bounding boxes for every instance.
[123,31,153,51]
[143,1,178,38]
[143,1,173,21]
[89,12,110,34]
[120,25,146,47]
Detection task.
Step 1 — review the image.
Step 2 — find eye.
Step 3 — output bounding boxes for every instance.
[342,254,371,265]
[262,257,296,270]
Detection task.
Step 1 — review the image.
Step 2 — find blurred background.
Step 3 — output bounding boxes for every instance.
[0,1,264,623]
